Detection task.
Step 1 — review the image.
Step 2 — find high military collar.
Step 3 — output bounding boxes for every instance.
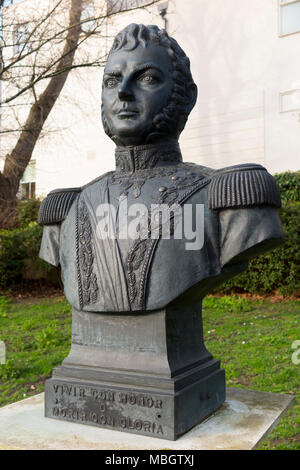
[115,141,183,172]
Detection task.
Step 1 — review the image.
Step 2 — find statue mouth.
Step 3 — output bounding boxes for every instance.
[116,104,140,119]
[117,110,139,120]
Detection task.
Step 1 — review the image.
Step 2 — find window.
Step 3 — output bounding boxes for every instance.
[21,160,36,199]
[280,88,300,112]
[279,0,300,36]
[81,1,95,33]
[107,0,151,15]
[21,182,36,199]
[13,24,29,56]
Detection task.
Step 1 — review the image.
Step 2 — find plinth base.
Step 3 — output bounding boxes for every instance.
[0,389,294,450]
[45,301,226,440]
[45,365,225,440]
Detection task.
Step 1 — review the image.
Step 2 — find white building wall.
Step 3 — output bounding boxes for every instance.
[168,0,300,173]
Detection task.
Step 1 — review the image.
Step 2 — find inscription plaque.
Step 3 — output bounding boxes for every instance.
[45,361,224,440]
[46,381,166,437]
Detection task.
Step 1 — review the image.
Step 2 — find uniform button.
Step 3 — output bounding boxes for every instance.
[171,175,177,180]
[159,186,166,192]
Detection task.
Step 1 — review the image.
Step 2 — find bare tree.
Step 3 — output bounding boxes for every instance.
[0,0,159,228]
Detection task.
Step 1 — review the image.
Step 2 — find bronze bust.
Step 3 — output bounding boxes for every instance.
[38,24,284,440]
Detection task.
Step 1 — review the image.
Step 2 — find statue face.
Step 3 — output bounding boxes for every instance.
[102,43,174,146]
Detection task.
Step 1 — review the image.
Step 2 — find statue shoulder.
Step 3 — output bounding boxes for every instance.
[208,163,281,210]
[38,187,81,225]
[38,171,113,225]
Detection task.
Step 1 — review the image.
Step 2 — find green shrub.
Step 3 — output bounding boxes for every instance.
[216,201,300,296]
[0,223,55,287]
[0,198,59,288]
[16,199,41,228]
[274,171,300,202]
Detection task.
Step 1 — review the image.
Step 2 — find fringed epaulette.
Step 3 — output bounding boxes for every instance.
[208,163,281,210]
[38,187,81,225]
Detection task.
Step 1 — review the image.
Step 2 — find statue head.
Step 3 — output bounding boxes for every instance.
[101,23,197,147]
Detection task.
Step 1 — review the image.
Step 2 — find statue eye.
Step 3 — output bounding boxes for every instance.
[105,77,119,88]
[138,73,159,85]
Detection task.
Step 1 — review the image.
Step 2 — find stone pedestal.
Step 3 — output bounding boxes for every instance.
[45,298,225,440]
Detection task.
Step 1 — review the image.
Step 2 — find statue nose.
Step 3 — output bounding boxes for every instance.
[118,82,134,101]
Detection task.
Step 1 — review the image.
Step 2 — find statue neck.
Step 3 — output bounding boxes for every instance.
[115,141,182,172]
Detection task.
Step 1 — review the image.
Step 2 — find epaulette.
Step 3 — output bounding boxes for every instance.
[38,187,81,225]
[208,163,281,210]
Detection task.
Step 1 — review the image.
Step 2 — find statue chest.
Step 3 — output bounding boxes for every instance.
[59,169,221,312]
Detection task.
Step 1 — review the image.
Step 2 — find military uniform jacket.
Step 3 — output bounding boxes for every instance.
[38,142,283,312]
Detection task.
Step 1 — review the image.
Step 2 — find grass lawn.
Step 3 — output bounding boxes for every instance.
[0,294,299,450]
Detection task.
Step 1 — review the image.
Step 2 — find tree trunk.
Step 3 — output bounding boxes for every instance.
[0,0,83,228]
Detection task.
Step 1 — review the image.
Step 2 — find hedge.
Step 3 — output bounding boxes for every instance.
[215,171,300,296]
[16,198,41,228]
[0,222,56,288]
[0,173,299,295]
[273,171,300,203]
[0,199,57,288]
[215,201,300,296]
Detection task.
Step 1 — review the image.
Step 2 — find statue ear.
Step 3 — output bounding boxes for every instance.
[185,83,198,115]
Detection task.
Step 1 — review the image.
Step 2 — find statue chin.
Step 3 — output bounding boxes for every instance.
[102,107,180,147]
[104,121,168,147]
[106,123,182,148]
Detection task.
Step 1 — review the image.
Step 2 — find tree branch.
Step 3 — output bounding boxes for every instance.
[2,0,84,186]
